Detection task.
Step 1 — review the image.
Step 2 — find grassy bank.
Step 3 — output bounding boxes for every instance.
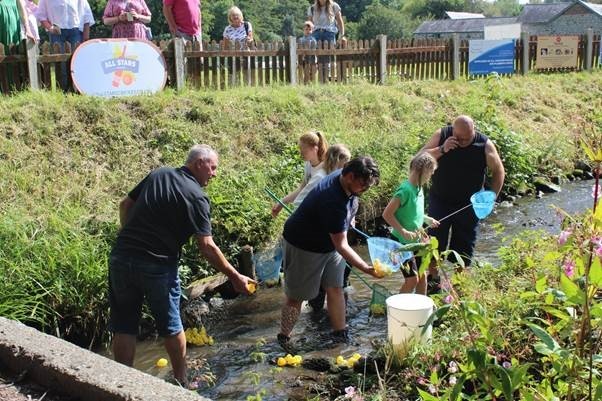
[1,71,601,345]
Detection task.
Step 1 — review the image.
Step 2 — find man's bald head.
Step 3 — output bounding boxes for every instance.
[452,115,476,147]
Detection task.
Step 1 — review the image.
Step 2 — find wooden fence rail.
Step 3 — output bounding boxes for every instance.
[1,31,600,94]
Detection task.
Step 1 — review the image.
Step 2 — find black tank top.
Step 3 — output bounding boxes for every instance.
[430,125,488,206]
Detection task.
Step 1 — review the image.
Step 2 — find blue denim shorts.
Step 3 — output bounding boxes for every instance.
[108,252,183,337]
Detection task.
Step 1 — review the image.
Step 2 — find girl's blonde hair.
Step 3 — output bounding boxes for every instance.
[324,143,351,173]
[409,152,437,184]
[299,131,328,162]
[227,6,243,24]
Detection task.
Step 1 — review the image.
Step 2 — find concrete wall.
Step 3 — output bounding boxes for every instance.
[0,317,209,401]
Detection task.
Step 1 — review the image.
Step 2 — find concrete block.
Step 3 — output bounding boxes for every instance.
[0,317,209,401]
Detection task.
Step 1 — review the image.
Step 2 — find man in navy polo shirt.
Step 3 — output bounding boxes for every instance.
[108,144,254,386]
[277,156,382,351]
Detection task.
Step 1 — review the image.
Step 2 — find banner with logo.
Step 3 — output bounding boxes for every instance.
[535,35,578,69]
[71,39,167,97]
[468,39,515,75]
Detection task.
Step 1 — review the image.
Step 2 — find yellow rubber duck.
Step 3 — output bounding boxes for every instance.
[246,282,256,294]
[156,358,168,368]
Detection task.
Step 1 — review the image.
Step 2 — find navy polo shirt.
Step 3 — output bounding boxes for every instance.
[113,166,212,262]
[283,170,356,253]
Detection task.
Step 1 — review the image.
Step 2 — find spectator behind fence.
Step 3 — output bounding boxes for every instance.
[223,6,253,48]
[163,0,201,43]
[298,20,317,66]
[103,0,151,40]
[306,0,345,45]
[24,0,39,41]
[0,0,35,46]
[36,0,94,48]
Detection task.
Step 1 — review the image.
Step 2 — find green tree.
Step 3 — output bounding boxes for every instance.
[357,1,406,39]
[402,0,465,19]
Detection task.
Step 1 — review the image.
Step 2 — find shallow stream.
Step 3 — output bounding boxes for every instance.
[104,180,595,400]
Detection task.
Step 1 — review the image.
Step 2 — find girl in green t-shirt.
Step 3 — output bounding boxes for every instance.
[382,152,439,294]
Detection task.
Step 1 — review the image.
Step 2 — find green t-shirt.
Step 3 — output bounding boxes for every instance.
[391,180,424,244]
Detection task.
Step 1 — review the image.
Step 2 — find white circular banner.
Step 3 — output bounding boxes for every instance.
[71,39,167,97]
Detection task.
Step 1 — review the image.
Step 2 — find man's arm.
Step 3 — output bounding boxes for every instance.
[330,231,380,278]
[82,22,90,41]
[162,4,177,36]
[119,196,135,228]
[485,140,505,195]
[196,235,254,294]
[420,129,445,160]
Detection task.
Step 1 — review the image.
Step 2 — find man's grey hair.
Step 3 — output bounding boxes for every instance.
[186,144,217,164]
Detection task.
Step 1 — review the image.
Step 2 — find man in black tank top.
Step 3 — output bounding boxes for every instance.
[420,115,505,270]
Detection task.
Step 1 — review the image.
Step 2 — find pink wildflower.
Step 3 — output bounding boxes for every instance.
[344,386,355,399]
[444,294,454,304]
[449,376,457,386]
[563,260,575,278]
[448,361,458,374]
[428,384,437,394]
[440,278,452,291]
[417,377,427,386]
[558,230,572,246]
[502,361,512,369]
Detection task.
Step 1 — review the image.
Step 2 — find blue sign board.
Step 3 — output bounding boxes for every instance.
[468,39,515,75]
[71,39,167,97]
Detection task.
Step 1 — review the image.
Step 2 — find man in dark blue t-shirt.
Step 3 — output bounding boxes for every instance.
[277,156,382,352]
[108,144,254,386]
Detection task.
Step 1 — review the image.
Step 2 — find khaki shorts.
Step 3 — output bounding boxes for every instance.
[282,238,346,301]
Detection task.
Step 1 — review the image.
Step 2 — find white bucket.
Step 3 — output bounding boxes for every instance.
[386,294,434,345]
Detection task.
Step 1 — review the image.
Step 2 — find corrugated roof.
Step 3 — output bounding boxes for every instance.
[518,3,571,24]
[445,11,485,19]
[414,17,517,34]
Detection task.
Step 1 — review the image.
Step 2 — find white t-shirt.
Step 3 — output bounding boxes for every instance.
[223,22,252,44]
[306,2,341,33]
[293,161,326,208]
[36,0,95,30]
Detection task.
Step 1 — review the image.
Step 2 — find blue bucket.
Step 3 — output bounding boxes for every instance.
[470,190,496,219]
[367,237,413,273]
[254,246,282,285]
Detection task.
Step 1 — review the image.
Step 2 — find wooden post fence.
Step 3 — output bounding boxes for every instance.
[521,32,530,75]
[585,28,593,71]
[2,34,601,94]
[452,33,460,80]
[288,36,297,85]
[377,35,387,84]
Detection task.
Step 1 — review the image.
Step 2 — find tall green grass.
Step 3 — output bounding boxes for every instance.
[0,71,600,345]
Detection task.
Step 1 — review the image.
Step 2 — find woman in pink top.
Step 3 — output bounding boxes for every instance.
[103,0,151,39]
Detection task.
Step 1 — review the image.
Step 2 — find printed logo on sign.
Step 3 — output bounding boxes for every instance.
[102,45,140,87]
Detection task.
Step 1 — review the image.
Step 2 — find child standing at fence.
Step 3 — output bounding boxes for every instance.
[382,152,440,295]
[298,20,317,81]
[271,131,328,217]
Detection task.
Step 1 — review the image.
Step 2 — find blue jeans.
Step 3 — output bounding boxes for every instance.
[49,28,82,89]
[108,252,183,337]
[427,195,479,267]
[312,29,336,43]
[49,28,82,50]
